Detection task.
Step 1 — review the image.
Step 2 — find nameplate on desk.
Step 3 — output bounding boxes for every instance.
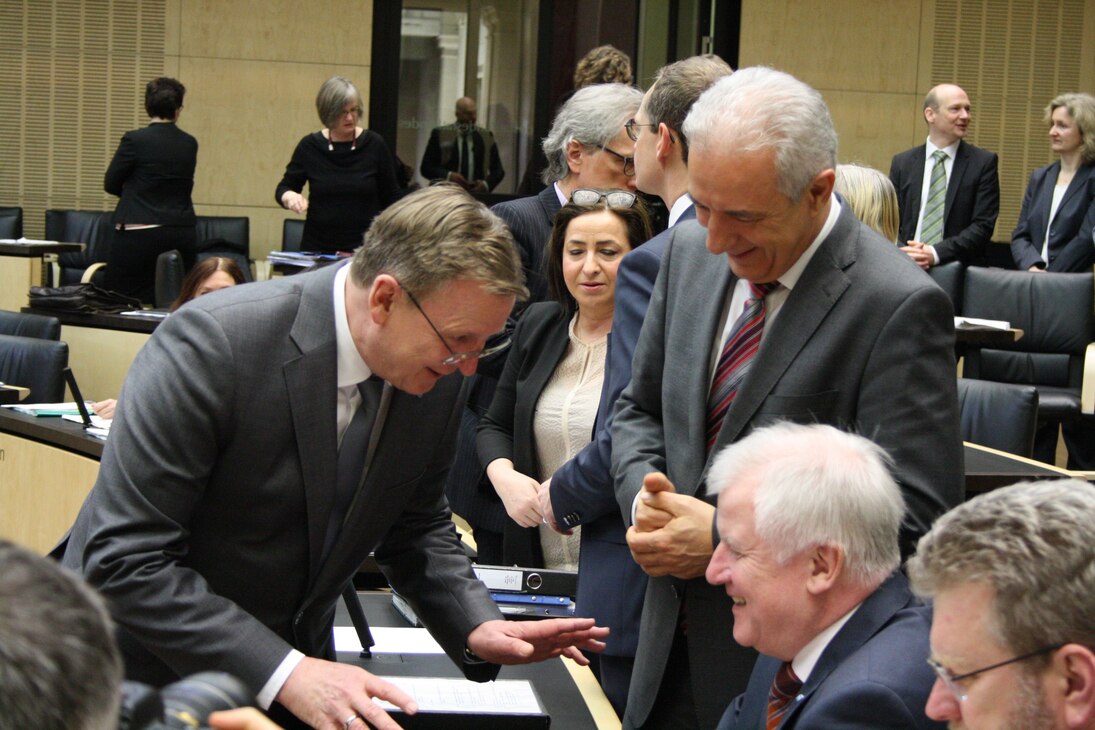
[377,676,549,729]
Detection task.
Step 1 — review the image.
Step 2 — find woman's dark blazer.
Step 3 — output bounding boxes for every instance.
[477,301,574,567]
[1011,161,1095,272]
[104,122,198,226]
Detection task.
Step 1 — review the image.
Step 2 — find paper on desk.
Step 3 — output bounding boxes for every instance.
[955,316,1010,330]
[334,626,444,654]
[0,237,61,245]
[62,413,111,429]
[375,677,544,714]
[2,402,81,416]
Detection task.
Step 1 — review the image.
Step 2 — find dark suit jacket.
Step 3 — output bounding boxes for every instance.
[612,206,963,728]
[421,123,505,191]
[890,140,999,264]
[104,122,197,226]
[59,263,502,700]
[718,573,944,730]
[1010,161,1095,272]
[491,186,562,304]
[549,206,695,658]
[476,302,573,567]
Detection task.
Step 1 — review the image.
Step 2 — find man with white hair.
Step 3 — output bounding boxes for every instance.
[612,67,962,728]
[708,424,943,730]
[908,480,1095,729]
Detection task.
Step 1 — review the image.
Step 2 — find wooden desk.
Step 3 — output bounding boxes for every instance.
[0,241,85,311]
[954,326,1024,348]
[22,307,160,400]
[338,592,619,729]
[0,408,102,553]
[963,442,1078,497]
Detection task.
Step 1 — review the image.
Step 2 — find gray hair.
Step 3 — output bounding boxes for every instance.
[683,66,838,200]
[644,55,733,162]
[908,480,1095,657]
[706,422,903,586]
[316,76,363,129]
[0,540,122,730]
[541,83,643,185]
[350,183,527,300]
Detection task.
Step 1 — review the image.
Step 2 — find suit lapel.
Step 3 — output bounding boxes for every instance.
[709,207,855,459]
[906,146,927,223]
[284,265,342,583]
[1058,162,1093,213]
[945,141,970,225]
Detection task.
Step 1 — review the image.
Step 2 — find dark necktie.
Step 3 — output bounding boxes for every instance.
[322,378,382,562]
[706,281,779,451]
[459,134,472,180]
[920,149,948,245]
[766,661,803,730]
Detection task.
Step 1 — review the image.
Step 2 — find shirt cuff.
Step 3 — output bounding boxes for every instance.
[630,491,641,526]
[930,245,941,265]
[257,649,305,710]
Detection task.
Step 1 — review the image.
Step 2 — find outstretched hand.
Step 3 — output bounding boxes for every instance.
[467,618,608,666]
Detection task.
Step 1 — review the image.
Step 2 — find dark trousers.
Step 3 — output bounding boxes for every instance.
[1034,419,1095,470]
[105,224,196,305]
[630,626,700,729]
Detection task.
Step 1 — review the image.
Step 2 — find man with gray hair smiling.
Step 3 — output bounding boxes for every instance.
[708,423,943,730]
[908,480,1095,729]
[611,66,961,728]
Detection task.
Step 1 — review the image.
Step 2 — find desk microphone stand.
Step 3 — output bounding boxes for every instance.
[342,583,375,658]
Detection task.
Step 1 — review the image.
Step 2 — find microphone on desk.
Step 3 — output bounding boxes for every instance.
[342,583,375,659]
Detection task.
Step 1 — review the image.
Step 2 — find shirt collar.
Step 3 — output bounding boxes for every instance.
[777,196,842,291]
[667,193,694,227]
[333,263,373,389]
[553,181,569,207]
[925,137,960,161]
[791,601,861,683]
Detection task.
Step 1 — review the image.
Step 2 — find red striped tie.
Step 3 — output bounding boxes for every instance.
[766,661,802,730]
[706,281,779,450]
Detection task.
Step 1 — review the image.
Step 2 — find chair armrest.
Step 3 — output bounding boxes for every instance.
[80,262,107,283]
[1083,343,1095,415]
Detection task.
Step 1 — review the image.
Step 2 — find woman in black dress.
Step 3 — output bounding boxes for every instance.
[276,76,401,254]
[104,77,197,304]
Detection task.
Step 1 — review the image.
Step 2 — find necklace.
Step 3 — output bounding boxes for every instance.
[327,129,357,151]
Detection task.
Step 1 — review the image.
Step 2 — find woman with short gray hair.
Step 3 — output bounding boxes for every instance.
[276,76,401,254]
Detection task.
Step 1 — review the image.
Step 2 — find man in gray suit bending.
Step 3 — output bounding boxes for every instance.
[611,68,963,728]
[59,185,608,730]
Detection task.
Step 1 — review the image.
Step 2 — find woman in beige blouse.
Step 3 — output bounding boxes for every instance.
[477,189,652,569]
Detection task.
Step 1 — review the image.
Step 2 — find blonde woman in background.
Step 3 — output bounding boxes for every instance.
[836,163,901,243]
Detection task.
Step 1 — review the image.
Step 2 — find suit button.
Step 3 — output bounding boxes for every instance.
[294,612,303,626]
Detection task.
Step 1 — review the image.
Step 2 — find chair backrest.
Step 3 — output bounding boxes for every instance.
[0,206,23,239]
[0,310,60,340]
[928,261,964,316]
[282,218,304,253]
[961,267,1095,390]
[155,250,185,309]
[44,210,114,285]
[195,216,251,281]
[0,334,68,402]
[957,378,1039,458]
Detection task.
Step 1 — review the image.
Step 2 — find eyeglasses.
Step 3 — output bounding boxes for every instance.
[402,286,511,367]
[599,146,635,176]
[625,118,657,141]
[927,643,1062,702]
[570,189,637,208]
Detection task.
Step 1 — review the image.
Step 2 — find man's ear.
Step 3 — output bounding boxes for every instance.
[368,274,400,324]
[805,544,843,596]
[565,139,584,175]
[655,123,675,163]
[1055,643,1095,728]
[804,169,836,214]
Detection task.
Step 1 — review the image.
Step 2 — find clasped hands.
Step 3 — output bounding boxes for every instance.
[277,619,607,729]
[900,241,935,270]
[625,472,716,580]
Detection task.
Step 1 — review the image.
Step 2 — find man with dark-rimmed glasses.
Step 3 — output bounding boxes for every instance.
[909,479,1095,730]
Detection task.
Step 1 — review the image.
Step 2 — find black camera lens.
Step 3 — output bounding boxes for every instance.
[161,672,252,728]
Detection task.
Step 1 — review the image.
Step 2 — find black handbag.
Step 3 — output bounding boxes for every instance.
[28,282,143,313]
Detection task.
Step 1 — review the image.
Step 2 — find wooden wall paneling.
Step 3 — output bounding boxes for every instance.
[825,90,920,175]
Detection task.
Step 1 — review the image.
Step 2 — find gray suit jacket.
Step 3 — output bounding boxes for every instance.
[611,206,963,728]
[60,263,502,697]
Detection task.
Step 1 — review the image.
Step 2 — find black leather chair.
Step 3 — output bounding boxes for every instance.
[195,215,251,281]
[0,207,23,239]
[44,209,114,285]
[0,334,68,402]
[0,310,60,340]
[961,267,1095,464]
[928,261,964,315]
[282,218,304,253]
[957,378,1039,458]
[155,250,185,309]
